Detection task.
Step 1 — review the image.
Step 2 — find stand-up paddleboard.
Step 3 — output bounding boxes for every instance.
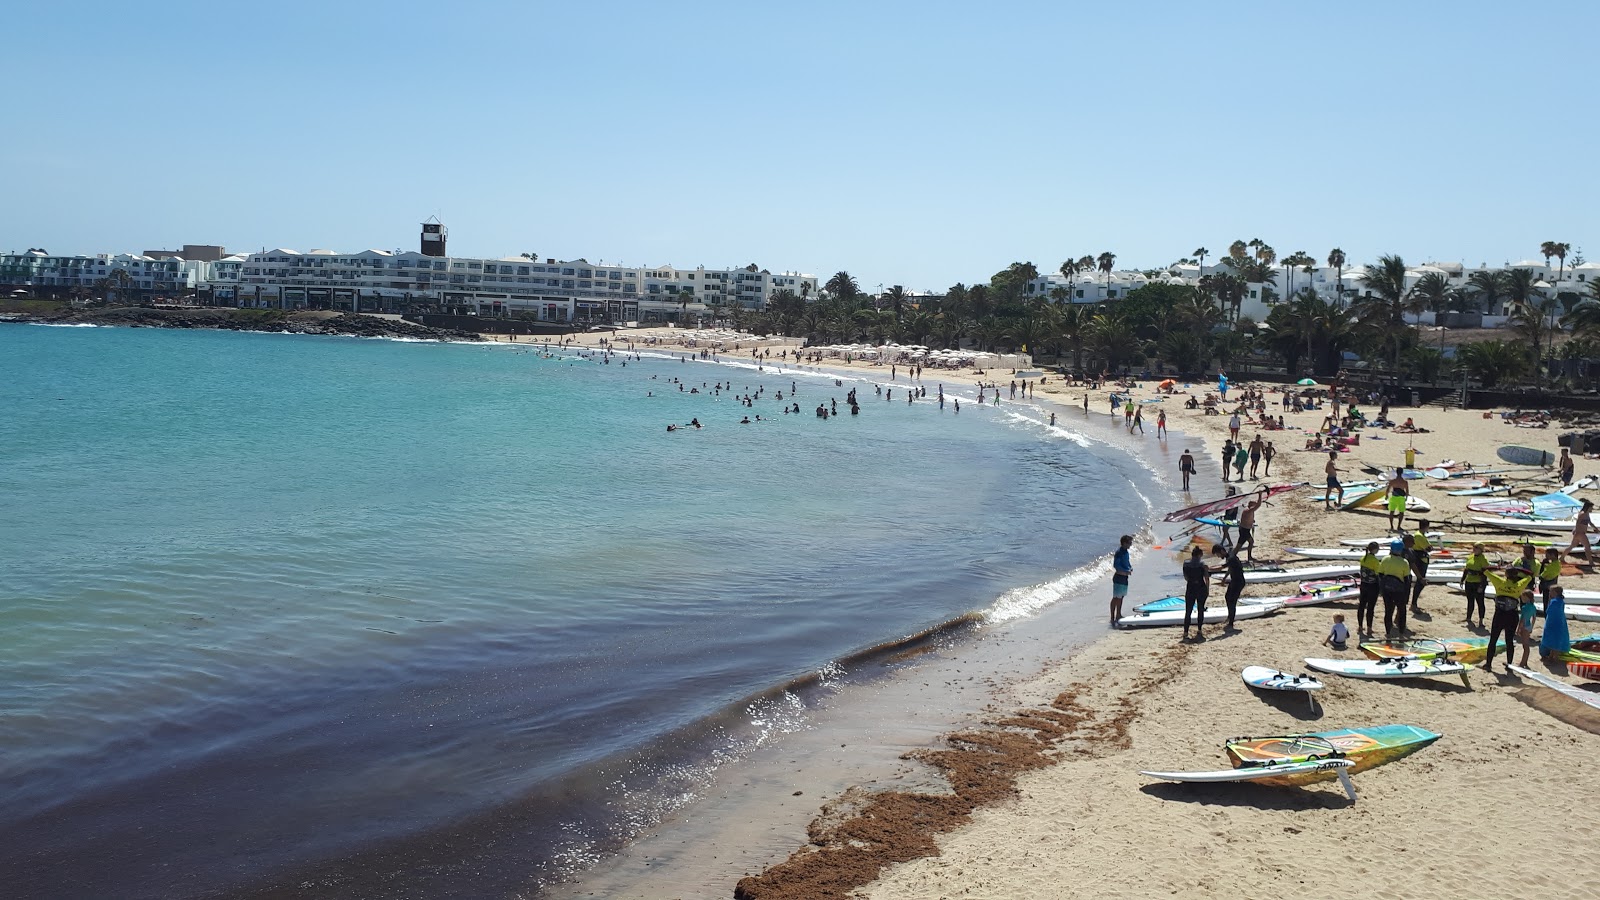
[1430,478,1486,490]
[1470,516,1579,533]
[1305,656,1470,685]
[1570,605,1600,623]
[1338,533,1445,547]
[1227,564,1360,585]
[1562,475,1598,494]
[1499,446,1554,467]
[1269,585,1360,607]
[1242,666,1325,706]
[1285,546,1470,562]
[1134,594,1275,613]
[1116,601,1283,628]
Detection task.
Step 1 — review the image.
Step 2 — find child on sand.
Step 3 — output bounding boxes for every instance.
[1322,614,1350,651]
[1110,535,1133,625]
[1518,589,1539,667]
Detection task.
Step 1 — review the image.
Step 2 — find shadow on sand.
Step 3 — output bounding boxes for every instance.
[1139,781,1354,811]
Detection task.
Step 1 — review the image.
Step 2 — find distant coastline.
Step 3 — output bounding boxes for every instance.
[0,305,486,342]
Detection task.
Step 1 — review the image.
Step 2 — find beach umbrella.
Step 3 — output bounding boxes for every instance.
[1296,378,1320,386]
[1158,378,1176,389]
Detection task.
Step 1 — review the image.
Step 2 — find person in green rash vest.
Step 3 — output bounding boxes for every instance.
[1484,569,1534,673]
[1377,541,1413,638]
[1461,543,1490,628]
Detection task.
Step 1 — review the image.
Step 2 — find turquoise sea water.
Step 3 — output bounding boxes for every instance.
[0,324,1158,898]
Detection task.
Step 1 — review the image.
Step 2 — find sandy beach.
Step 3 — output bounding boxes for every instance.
[536,327,1600,900]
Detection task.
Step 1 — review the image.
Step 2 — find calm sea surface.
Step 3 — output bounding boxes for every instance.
[0,324,1157,898]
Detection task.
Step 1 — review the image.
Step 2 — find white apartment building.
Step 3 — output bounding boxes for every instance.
[0,250,207,296]
[219,249,817,322]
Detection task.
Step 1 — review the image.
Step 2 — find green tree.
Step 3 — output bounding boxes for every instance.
[1352,254,1417,370]
[825,271,860,301]
[1096,252,1117,292]
[1456,340,1530,388]
[1327,248,1347,307]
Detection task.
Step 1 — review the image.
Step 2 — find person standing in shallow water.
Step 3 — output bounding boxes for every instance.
[1181,545,1211,641]
[1110,535,1133,625]
[1178,448,1195,492]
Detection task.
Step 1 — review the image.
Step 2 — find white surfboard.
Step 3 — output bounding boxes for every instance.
[1133,594,1276,613]
[1338,533,1444,547]
[1230,564,1360,585]
[1242,666,1324,693]
[1116,601,1284,629]
[1470,517,1579,533]
[1141,758,1353,784]
[1304,656,1468,682]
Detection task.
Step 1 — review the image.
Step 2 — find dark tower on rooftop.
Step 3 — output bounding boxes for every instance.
[421,218,447,257]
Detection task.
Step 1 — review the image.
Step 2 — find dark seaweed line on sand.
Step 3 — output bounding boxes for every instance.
[731,641,1196,900]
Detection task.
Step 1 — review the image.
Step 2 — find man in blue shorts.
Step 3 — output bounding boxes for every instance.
[1323,450,1344,510]
[1111,535,1133,625]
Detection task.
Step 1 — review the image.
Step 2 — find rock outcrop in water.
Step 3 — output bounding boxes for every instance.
[1,306,486,342]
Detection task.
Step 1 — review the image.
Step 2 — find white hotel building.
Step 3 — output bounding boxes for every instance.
[226,247,817,323]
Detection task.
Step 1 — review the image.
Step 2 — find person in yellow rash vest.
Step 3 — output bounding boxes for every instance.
[1378,541,1413,638]
[1461,543,1490,628]
[1484,569,1533,673]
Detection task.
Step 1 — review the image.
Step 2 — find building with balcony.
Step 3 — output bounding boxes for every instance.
[0,250,205,300]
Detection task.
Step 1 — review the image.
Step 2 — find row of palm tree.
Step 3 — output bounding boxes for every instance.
[716,242,1600,390]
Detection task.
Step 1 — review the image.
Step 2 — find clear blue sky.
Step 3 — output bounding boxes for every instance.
[4,0,1594,292]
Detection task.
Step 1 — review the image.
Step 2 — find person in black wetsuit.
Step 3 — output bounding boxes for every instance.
[1181,545,1212,641]
[1218,544,1246,630]
[1357,541,1382,636]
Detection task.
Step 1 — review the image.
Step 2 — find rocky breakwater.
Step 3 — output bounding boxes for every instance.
[4,307,485,342]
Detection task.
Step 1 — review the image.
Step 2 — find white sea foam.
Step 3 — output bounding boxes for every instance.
[984,558,1113,623]
[29,322,101,328]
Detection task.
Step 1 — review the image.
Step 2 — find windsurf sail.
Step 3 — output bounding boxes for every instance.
[1163,484,1298,523]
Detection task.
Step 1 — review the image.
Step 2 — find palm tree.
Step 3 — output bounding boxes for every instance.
[1282,251,1314,298]
[1541,241,1572,284]
[1505,268,1554,382]
[1413,272,1453,315]
[1326,248,1347,307]
[1193,247,1208,274]
[1467,270,1508,316]
[882,284,909,319]
[1456,340,1530,388]
[1200,272,1247,325]
[1059,258,1083,296]
[1227,240,1249,263]
[1056,303,1093,371]
[1097,252,1117,294]
[1353,254,1415,371]
[825,271,860,301]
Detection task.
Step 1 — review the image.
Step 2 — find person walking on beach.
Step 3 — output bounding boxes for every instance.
[1358,542,1382,636]
[1179,449,1196,492]
[1156,409,1167,439]
[1218,544,1245,630]
[1262,441,1276,477]
[1563,499,1596,561]
[1232,443,1248,481]
[1248,435,1264,479]
[1222,439,1235,484]
[1483,568,1533,672]
[1378,540,1413,638]
[1228,411,1241,441]
[1110,535,1133,625]
[1462,543,1490,628]
[1384,468,1410,532]
[1560,447,1575,487]
[1235,494,1262,562]
[1324,451,1344,510]
[1130,406,1144,434]
[1124,398,1134,427]
[1181,545,1211,641]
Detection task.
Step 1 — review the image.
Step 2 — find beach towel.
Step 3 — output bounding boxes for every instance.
[1542,595,1572,657]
